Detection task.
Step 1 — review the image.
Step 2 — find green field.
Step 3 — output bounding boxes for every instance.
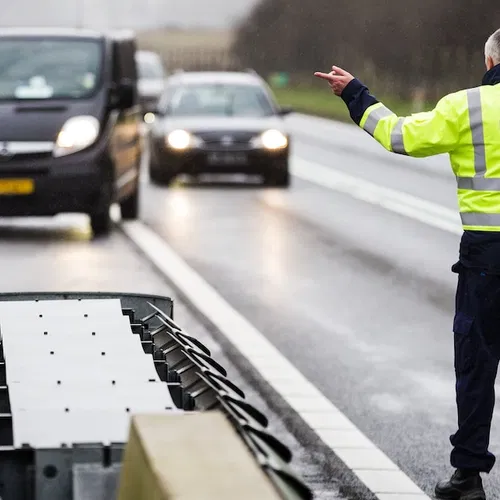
[271,86,436,123]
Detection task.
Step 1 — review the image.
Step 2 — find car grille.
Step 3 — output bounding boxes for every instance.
[195,131,257,151]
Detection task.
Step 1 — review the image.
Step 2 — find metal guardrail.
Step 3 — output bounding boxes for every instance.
[0,292,313,500]
[129,301,313,500]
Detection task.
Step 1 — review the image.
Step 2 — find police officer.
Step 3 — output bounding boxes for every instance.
[315,28,500,500]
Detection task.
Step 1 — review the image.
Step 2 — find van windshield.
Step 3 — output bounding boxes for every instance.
[0,38,103,100]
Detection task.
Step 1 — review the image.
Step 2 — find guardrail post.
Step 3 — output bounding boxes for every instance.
[117,412,285,500]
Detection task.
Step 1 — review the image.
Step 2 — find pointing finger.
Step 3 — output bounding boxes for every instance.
[314,72,336,81]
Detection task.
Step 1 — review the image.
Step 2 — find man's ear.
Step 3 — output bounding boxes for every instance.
[486,55,495,71]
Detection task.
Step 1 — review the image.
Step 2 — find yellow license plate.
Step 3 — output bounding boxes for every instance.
[0,179,34,195]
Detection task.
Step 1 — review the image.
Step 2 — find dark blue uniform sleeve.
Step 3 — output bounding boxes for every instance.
[340,78,379,125]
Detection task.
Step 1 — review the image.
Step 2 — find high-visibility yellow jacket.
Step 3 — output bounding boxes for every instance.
[342,65,500,232]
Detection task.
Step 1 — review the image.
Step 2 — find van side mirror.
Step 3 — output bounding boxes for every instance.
[116,79,135,109]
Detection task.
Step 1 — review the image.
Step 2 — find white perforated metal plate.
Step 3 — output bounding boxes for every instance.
[0,299,177,447]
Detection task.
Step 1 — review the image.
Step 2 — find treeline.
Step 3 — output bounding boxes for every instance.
[232,0,500,98]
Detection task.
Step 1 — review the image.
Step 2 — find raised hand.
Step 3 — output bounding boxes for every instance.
[314,66,355,96]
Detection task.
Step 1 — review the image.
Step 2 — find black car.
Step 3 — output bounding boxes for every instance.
[0,28,142,236]
[148,70,292,187]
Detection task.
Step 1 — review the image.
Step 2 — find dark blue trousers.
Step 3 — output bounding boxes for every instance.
[450,263,500,473]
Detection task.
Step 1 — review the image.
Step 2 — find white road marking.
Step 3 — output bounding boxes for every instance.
[121,220,432,499]
[287,113,451,178]
[292,157,462,235]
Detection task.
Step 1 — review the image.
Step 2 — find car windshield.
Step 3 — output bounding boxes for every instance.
[137,57,165,79]
[0,38,102,100]
[164,83,275,117]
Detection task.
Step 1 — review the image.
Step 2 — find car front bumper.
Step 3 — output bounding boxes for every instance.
[151,142,289,176]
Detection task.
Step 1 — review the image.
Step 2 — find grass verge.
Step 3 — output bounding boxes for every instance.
[271,86,436,123]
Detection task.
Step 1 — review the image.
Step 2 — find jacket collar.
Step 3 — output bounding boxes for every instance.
[482,64,500,85]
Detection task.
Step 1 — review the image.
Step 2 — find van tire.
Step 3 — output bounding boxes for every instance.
[120,185,139,220]
[90,208,112,237]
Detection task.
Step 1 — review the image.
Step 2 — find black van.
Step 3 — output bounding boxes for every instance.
[0,28,142,236]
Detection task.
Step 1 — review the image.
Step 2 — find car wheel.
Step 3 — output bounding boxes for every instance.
[90,207,112,237]
[150,167,176,186]
[120,184,139,220]
[264,168,290,188]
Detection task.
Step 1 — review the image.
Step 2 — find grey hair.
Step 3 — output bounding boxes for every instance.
[485,28,500,64]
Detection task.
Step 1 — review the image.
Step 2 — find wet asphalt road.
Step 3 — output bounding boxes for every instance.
[0,215,342,499]
[0,112,499,498]
[138,113,500,498]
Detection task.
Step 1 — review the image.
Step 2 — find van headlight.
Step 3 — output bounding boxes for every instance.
[166,130,203,150]
[251,129,288,150]
[53,116,100,157]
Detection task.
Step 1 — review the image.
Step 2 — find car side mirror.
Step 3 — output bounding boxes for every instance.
[278,106,293,116]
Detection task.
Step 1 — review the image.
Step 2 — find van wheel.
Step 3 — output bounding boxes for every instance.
[90,208,112,237]
[120,185,139,220]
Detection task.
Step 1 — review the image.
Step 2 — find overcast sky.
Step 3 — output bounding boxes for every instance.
[1,0,259,29]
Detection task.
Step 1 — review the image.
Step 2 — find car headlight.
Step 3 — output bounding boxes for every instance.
[144,112,156,124]
[251,129,288,150]
[166,130,203,150]
[53,116,100,157]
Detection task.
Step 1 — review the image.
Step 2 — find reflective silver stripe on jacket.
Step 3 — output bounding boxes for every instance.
[363,105,393,136]
[456,89,500,205]
[457,177,500,191]
[467,88,487,176]
[461,212,500,227]
[390,118,407,155]
[461,90,500,228]
[362,105,407,155]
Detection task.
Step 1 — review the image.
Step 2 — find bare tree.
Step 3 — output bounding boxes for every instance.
[232,0,500,96]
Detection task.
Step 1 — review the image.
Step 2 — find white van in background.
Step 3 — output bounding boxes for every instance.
[135,50,166,118]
